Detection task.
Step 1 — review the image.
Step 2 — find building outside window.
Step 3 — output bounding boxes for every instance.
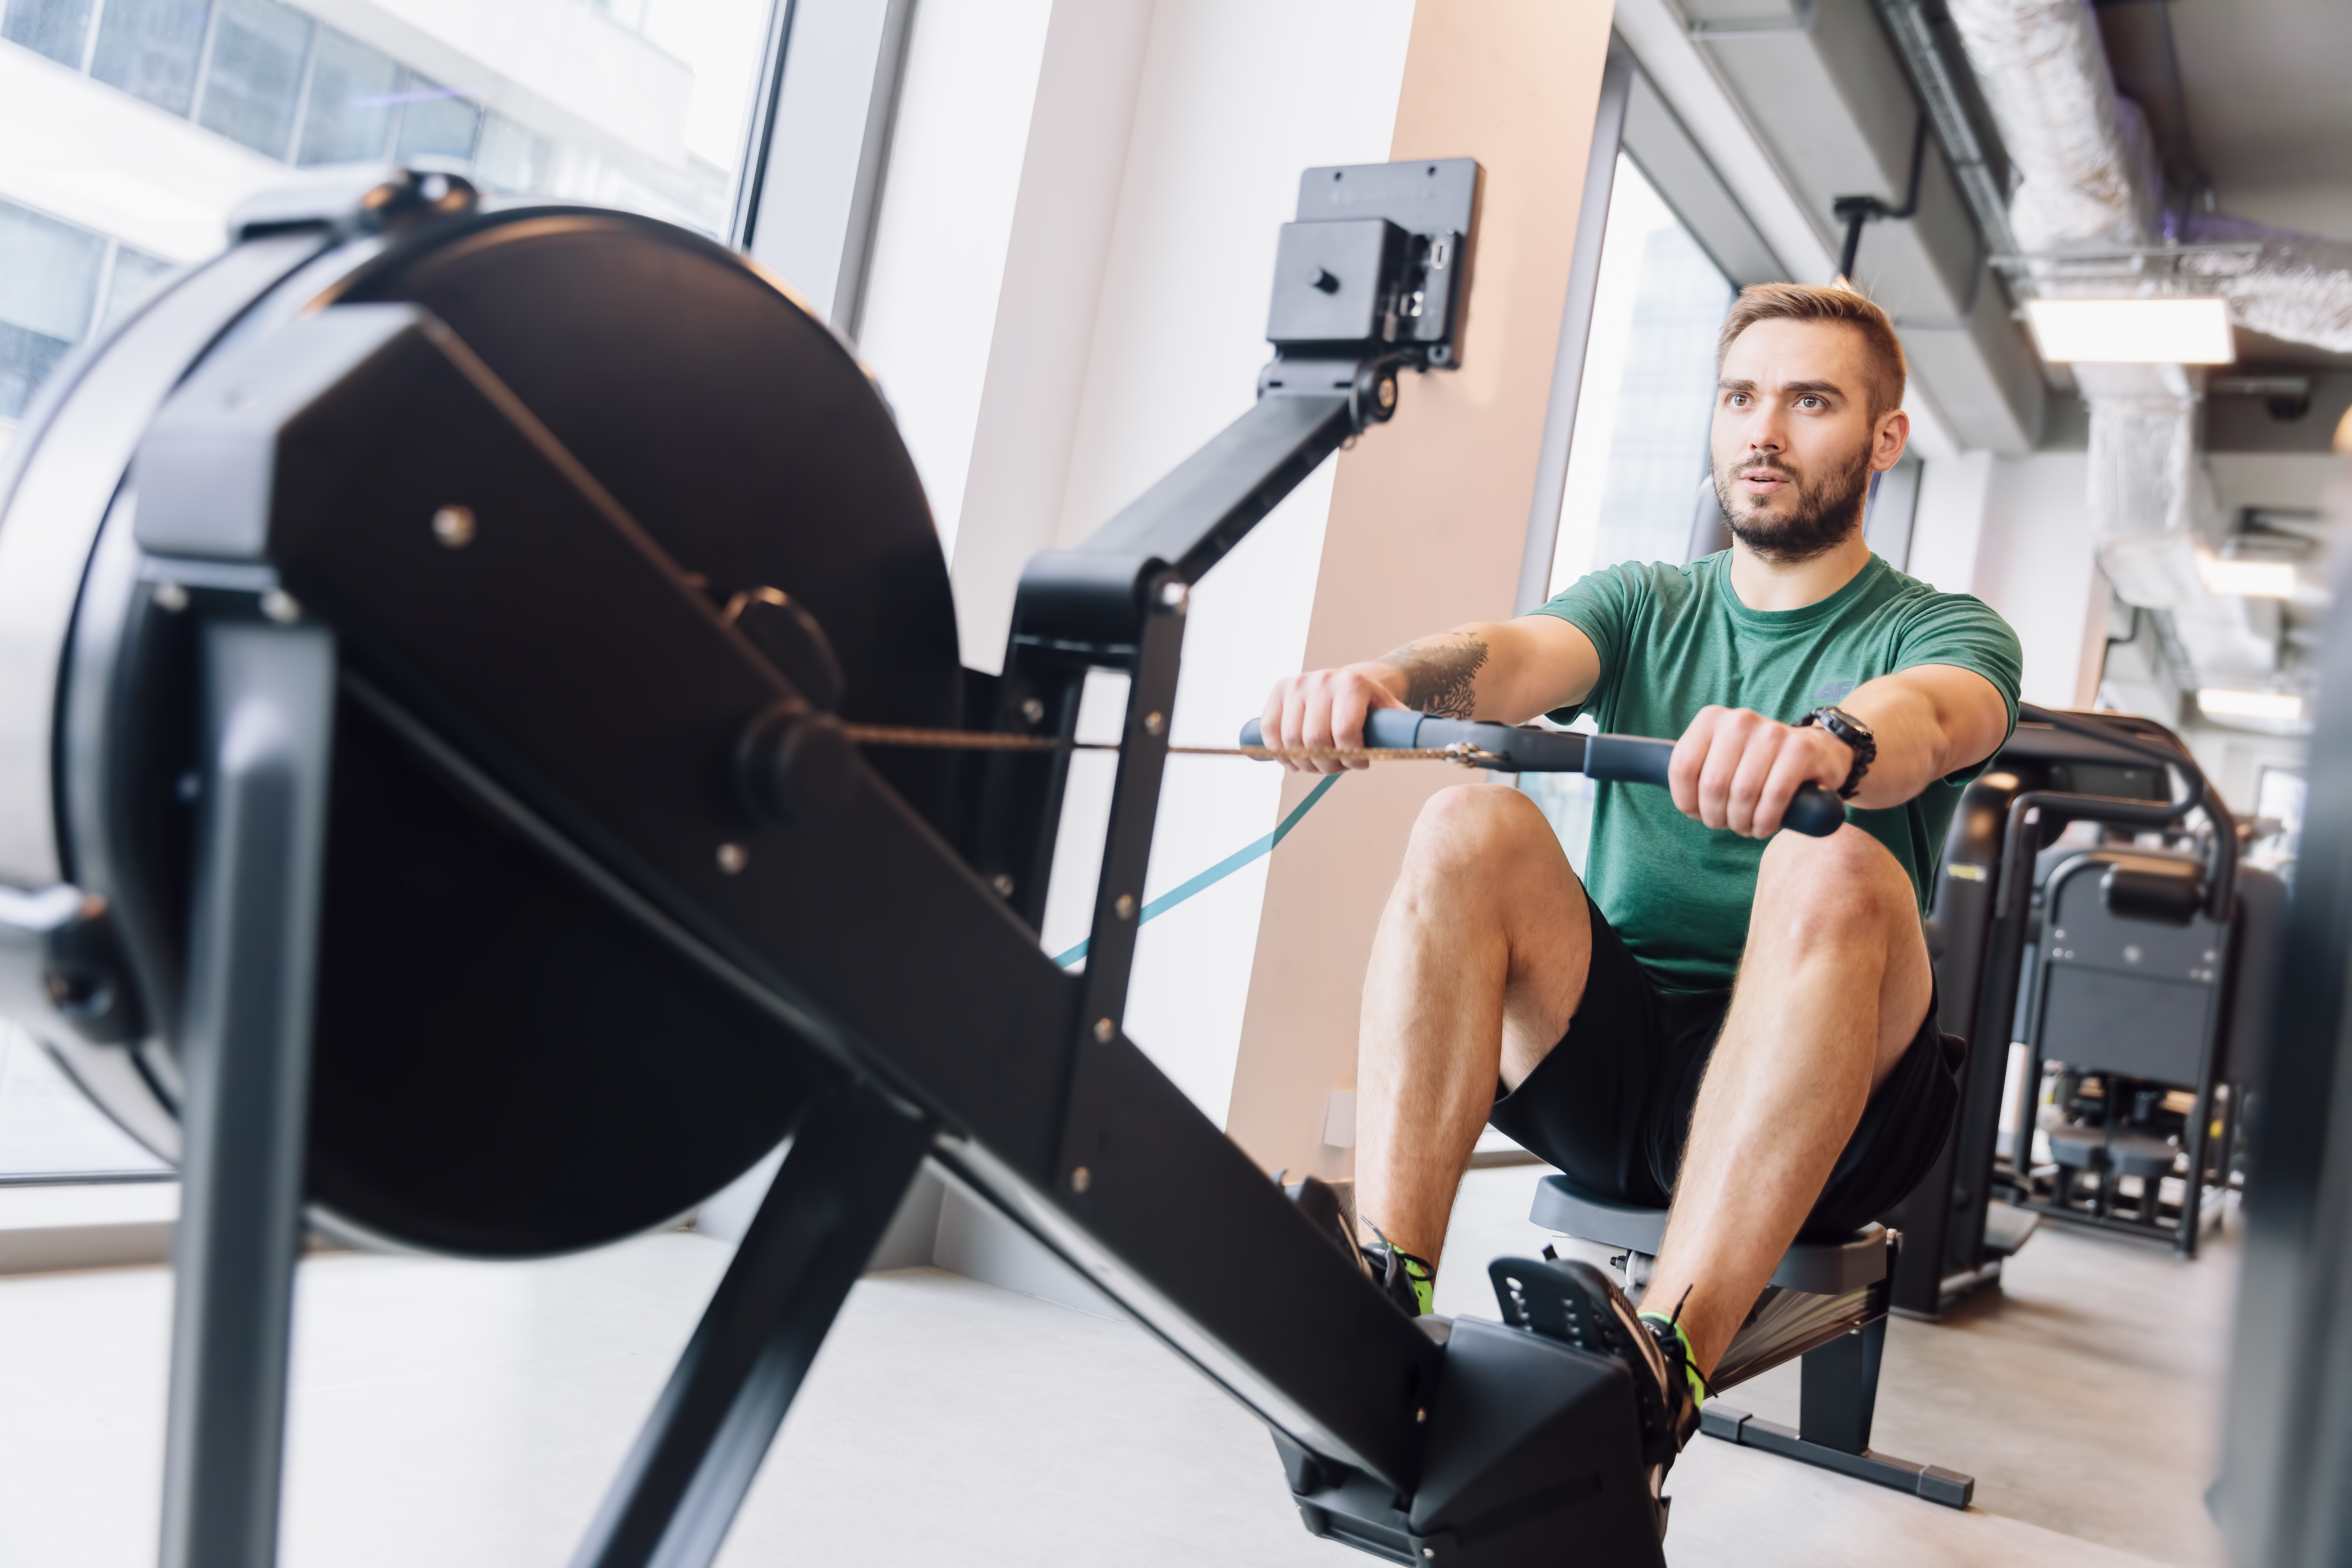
[0,0,782,1179]
[1524,152,1736,872]
[0,0,778,461]
[1551,153,1736,601]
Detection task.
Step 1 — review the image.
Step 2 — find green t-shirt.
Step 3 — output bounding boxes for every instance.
[1536,552,2022,993]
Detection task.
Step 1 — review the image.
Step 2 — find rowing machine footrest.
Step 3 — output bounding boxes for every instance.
[1278,1316,1665,1565]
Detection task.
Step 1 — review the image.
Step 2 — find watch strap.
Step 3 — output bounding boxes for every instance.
[1800,706,1876,799]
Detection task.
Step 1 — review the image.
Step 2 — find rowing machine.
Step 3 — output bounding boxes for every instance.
[0,162,1671,1568]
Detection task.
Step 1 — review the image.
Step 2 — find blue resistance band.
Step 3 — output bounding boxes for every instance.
[1052,772,1342,968]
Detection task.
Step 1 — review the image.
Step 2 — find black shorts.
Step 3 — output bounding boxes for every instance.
[1489,892,1962,1239]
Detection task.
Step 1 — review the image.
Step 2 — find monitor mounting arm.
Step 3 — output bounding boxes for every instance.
[971,160,1481,1061]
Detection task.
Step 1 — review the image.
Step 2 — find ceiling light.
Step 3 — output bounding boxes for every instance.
[2198,688,2303,721]
[2025,298,2235,364]
[2196,551,2299,598]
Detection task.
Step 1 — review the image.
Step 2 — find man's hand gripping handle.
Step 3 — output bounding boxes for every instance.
[1237,713,1846,838]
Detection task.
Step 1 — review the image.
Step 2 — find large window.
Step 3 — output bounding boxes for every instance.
[1525,154,1735,872]
[0,196,170,419]
[1549,154,1735,599]
[0,1026,167,1180]
[0,0,777,454]
[0,0,783,1178]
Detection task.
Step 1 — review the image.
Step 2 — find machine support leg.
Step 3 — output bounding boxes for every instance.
[1798,1316,1884,1454]
[159,622,340,1568]
[569,1083,930,1568]
[1703,1317,1975,1508]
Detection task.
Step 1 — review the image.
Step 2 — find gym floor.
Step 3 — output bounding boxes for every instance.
[0,1165,2233,1568]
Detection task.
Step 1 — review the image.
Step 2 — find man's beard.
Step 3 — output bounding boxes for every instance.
[1713,444,1873,564]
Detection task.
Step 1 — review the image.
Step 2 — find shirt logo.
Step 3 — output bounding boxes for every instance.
[1811,678,1859,703]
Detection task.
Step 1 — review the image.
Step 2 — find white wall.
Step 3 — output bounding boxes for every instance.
[1971,451,2107,708]
[853,0,1058,552]
[1045,1,1415,1123]
[1905,450,1993,596]
[1915,448,2112,712]
[859,0,1415,1122]
[943,0,1159,666]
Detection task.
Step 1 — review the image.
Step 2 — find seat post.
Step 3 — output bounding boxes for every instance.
[1797,1317,1886,1454]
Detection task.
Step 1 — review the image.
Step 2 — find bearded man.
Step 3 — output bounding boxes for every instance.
[1258,283,2021,1519]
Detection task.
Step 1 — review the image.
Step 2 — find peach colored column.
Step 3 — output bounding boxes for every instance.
[1222,0,1615,1180]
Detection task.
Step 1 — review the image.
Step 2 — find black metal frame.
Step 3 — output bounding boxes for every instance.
[160,620,338,1568]
[1701,1314,1971,1510]
[568,1082,931,1568]
[86,157,1693,1568]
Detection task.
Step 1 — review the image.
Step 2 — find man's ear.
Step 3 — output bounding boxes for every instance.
[1872,408,1910,473]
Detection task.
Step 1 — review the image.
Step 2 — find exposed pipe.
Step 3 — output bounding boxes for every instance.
[1873,0,2018,259]
[1834,114,1928,282]
[1942,0,2299,693]
[1943,0,2150,253]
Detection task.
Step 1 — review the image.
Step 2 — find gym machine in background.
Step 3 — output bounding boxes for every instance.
[0,161,1717,1568]
[1886,707,2288,1315]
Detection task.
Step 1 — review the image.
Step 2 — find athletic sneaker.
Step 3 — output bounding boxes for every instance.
[1279,1176,1434,1318]
[1360,1238,1436,1317]
[1488,1256,1701,1535]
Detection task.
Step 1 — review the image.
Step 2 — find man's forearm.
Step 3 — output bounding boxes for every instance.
[1837,666,2006,809]
[1373,630,1493,719]
[1361,617,1599,723]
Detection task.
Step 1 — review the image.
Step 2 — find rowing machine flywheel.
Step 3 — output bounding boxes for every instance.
[0,180,962,1253]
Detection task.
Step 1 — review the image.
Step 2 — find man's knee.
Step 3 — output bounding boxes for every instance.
[1753,825,1915,955]
[1402,784,1557,883]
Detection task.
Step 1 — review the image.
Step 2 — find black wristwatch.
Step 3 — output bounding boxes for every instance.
[1800,705,1876,799]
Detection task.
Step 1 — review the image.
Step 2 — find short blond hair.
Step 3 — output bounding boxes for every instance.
[1716,283,1907,419]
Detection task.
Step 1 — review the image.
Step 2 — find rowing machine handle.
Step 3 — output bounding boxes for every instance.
[1237,713,1846,837]
[1579,733,1847,838]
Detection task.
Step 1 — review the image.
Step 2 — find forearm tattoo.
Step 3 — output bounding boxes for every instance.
[1380,633,1489,719]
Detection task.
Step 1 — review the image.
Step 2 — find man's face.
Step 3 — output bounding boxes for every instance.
[1709,318,1906,563]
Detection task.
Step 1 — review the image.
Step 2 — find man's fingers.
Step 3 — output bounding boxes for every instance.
[1754,729,1846,836]
[1278,685,1312,773]
[1725,733,1782,837]
[1301,677,1347,776]
[1697,712,1756,830]
[1669,707,1721,819]
[1261,682,1292,771]
[1331,683,1374,773]
[1751,749,1811,839]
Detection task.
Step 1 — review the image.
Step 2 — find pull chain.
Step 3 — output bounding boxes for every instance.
[839,723,1495,767]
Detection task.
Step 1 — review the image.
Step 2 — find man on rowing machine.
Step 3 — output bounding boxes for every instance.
[1260,283,2021,1505]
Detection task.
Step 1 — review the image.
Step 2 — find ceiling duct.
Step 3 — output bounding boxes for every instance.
[2179,220,2352,357]
[1943,0,2309,693]
[1945,0,2352,358]
[1942,0,2151,252]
